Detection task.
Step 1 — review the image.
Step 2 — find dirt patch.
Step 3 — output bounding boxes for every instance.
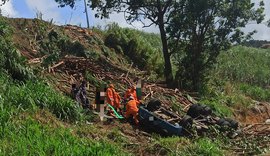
[236,102,270,125]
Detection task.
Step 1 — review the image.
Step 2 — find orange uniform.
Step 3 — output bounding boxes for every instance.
[106,84,121,109]
[106,87,115,106]
[125,99,139,125]
[124,87,140,106]
[114,92,121,109]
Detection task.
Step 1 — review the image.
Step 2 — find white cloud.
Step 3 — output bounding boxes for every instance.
[25,0,62,24]
[242,0,270,40]
[0,0,18,17]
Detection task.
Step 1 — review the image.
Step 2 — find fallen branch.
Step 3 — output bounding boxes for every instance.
[125,62,133,80]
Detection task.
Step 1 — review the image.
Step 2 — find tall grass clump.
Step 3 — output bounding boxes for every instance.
[0,71,81,122]
[2,79,82,121]
[212,46,270,87]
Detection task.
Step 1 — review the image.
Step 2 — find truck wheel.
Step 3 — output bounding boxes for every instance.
[179,115,193,129]
[217,118,231,131]
[201,105,212,116]
[147,99,161,112]
[216,118,226,126]
[225,118,239,129]
[187,104,201,118]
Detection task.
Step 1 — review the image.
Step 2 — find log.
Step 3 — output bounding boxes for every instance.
[51,61,64,69]
[125,62,133,80]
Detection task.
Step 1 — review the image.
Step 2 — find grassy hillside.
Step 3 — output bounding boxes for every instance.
[1,16,269,155]
[202,46,270,116]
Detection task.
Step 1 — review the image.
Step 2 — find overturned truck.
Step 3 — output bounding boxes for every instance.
[138,99,239,137]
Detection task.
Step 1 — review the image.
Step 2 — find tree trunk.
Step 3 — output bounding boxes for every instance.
[158,20,174,87]
[191,41,203,91]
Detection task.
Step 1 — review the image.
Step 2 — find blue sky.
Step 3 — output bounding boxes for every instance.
[1,0,270,40]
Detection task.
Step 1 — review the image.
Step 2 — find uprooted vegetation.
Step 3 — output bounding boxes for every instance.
[0,17,270,155]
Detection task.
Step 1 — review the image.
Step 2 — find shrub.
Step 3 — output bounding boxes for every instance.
[104,23,164,76]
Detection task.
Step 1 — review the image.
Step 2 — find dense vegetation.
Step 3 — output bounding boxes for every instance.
[0,15,270,155]
[201,46,270,116]
[104,23,164,77]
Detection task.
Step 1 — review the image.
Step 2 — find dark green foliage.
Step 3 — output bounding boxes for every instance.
[104,23,163,76]
[0,17,34,81]
[89,0,177,86]
[54,0,75,8]
[169,0,265,91]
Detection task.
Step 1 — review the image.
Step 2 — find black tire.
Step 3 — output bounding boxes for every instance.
[217,118,234,132]
[201,105,212,116]
[147,99,161,111]
[204,106,212,116]
[179,115,193,129]
[187,104,201,118]
[200,105,207,115]
[225,118,239,129]
[194,104,203,114]
[222,121,231,128]
[216,118,226,126]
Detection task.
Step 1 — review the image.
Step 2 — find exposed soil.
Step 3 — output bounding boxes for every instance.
[236,102,270,124]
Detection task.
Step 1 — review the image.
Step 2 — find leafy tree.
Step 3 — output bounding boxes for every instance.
[168,0,265,91]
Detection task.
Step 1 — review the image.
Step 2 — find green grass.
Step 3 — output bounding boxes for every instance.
[151,136,225,156]
[204,45,270,113]
[212,46,270,87]
[199,98,233,117]
[180,138,224,156]
[0,17,34,81]
[1,76,82,121]
[0,117,128,155]
[238,83,270,102]
[0,72,129,155]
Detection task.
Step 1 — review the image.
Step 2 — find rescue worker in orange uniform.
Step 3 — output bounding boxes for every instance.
[125,96,139,125]
[106,84,121,112]
[124,85,140,105]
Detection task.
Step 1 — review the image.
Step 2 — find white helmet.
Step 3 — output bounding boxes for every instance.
[129,96,134,100]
